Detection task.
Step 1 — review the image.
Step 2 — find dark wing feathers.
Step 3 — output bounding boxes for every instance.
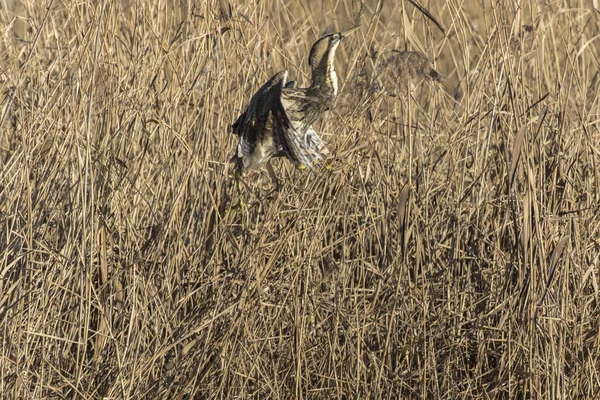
[232,71,288,170]
[230,111,245,136]
[231,70,328,172]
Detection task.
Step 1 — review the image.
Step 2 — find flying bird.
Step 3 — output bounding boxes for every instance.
[230,26,361,176]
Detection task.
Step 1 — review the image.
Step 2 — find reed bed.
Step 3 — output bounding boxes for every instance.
[1,0,599,398]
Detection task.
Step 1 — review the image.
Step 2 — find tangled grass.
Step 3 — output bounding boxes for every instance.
[1,0,600,398]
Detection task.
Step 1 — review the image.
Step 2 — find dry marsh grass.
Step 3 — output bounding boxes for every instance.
[1,0,600,398]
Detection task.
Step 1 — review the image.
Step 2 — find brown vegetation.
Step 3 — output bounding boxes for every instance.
[1,0,599,398]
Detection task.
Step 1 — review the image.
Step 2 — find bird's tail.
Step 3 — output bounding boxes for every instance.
[287,125,329,171]
[304,126,329,157]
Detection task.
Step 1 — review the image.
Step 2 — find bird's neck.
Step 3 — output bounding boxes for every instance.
[309,59,338,98]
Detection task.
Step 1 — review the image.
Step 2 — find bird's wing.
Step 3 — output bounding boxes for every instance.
[231,71,289,170]
[231,71,328,171]
[230,111,245,136]
[278,91,329,169]
[281,124,328,169]
[304,125,329,156]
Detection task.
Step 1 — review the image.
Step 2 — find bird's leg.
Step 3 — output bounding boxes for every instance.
[235,170,243,209]
[265,160,280,191]
[237,172,247,229]
[232,169,249,230]
[225,168,245,219]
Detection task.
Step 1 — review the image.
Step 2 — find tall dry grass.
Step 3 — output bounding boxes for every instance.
[1,0,599,398]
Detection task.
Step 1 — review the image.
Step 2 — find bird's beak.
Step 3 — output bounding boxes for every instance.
[339,25,361,38]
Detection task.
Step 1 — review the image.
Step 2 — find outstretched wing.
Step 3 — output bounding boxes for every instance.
[282,124,329,169]
[267,78,329,169]
[231,71,290,171]
[231,71,328,172]
[278,90,329,170]
[304,125,329,157]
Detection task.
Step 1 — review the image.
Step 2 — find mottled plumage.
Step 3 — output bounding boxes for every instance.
[231,26,360,174]
[230,71,292,172]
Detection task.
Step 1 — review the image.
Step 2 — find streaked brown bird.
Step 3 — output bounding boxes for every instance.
[230,26,361,175]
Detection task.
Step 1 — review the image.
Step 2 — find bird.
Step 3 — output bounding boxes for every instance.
[230,26,361,177]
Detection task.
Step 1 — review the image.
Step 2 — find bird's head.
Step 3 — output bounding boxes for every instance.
[308,26,360,72]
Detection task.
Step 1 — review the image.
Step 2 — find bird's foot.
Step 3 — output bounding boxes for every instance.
[265,161,280,190]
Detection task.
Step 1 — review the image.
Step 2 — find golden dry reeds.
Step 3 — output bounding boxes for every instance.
[1,0,600,398]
